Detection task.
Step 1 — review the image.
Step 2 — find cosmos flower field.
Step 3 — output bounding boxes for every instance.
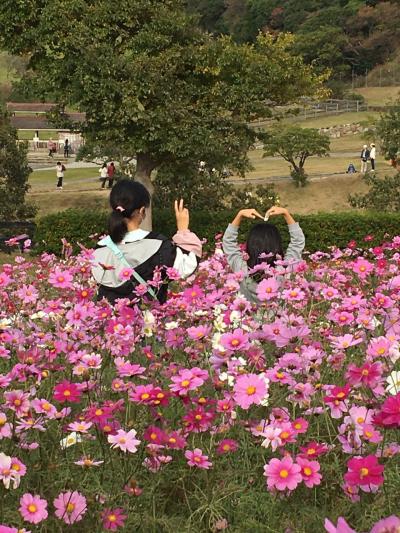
[0,235,400,532]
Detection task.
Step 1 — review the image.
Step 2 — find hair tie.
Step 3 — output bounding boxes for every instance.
[115,206,125,213]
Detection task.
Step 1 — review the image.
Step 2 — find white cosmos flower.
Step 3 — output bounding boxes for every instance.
[60,432,82,449]
[386,371,400,395]
[164,321,179,330]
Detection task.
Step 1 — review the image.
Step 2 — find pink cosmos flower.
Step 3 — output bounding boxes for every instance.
[53,381,82,404]
[233,373,267,409]
[19,493,48,524]
[4,390,30,416]
[264,456,302,492]
[216,439,238,454]
[296,457,322,488]
[344,455,384,492]
[118,267,134,281]
[220,329,249,352]
[108,429,141,453]
[54,491,87,524]
[256,277,280,301]
[352,258,374,278]
[169,368,208,396]
[260,427,282,451]
[185,448,212,469]
[370,516,400,533]
[16,284,39,304]
[48,268,74,289]
[324,517,356,533]
[101,508,127,531]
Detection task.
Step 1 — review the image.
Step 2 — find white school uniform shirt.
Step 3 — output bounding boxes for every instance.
[370,147,376,159]
[56,164,64,178]
[99,167,108,178]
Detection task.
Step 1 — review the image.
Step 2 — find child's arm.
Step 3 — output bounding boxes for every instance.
[222,209,263,273]
[266,206,305,261]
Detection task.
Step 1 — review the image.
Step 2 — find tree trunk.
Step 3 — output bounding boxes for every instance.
[135,153,156,231]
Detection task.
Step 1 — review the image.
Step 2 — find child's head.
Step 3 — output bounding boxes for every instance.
[246,222,283,269]
[108,179,151,243]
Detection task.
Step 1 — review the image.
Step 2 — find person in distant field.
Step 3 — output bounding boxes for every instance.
[99,163,108,189]
[33,131,40,151]
[346,163,356,174]
[56,161,66,190]
[107,161,116,189]
[360,145,370,174]
[48,138,57,158]
[370,143,376,172]
[64,139,70,158]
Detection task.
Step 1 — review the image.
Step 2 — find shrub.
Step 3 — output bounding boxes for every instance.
[35,208,400,256]
[348,172,400,211]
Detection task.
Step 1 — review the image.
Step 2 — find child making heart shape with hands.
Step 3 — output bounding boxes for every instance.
[222,206,305,303]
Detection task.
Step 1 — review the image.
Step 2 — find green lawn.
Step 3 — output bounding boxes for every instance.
[291,111,380,129]
[31,167,99,186]
[18,129,60,140]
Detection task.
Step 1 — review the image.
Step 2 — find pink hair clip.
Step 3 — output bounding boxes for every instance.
[115,206,125,212]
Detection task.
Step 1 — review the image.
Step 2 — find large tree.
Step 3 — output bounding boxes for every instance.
[0,0,324,227]
[374,100,400,164]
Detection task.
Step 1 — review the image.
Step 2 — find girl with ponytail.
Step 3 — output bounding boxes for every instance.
[92,180,202,304]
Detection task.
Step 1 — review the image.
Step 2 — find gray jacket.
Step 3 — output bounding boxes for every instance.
[222,222,305,303]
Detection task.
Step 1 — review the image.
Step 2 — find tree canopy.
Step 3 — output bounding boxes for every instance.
[263,126,330,186]
[374,101,400,163]
[0,0,324,226]
[0,108,36,220]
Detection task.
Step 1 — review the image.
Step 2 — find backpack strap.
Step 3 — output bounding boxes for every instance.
[101,236,157,300]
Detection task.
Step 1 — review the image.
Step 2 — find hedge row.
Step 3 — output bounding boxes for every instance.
[34,208,400,256]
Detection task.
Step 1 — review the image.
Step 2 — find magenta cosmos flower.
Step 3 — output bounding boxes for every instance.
[101,508,127,531]
[108,429,140,453]
[233,373,267,409]
[374,393,400,428]
[19,493,48,524]
[264,456,302,492]
[48,268,73,289]
[53,381,82,404]
[185,449,212,469]
[344,455,384,491]
[370,515,400,533]
[324,517,356,533]
[54,491,87,524]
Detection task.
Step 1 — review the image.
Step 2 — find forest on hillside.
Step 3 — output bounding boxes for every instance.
[187,0,400,93]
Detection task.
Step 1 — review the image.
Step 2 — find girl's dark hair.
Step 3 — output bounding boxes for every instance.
[108,180,151,243]
[246,223,284,269]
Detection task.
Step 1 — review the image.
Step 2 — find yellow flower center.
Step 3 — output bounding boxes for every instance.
[377,348,385,355]
[361,369,369,376]
[280,431,290,439]
[119,437,126,444]
[28,504,37,513]
[63,390,71,397]
[223,444,231,451]
[141,393,150,400]
[231,339,240,347]
[181,380,190,388]
[195,414,202,420]
[150,432,157,440]
[356,417,364,424]
[276,372,284,379]
[365,430,373,438]
[14,399,22,406]
[279,469,289,478]
[294,423,301,430]
[194,456,201,462]
[108,514,117,522]
[303,467,312,476]
[12,464,20,471]
[307,448,315,456]
[169,437,176,444]
[336,392,345,399]
[360,467,369,478]
[66,503,75,513]
[246,386,256,395]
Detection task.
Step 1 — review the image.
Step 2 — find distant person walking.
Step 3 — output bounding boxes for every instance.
[107,161,116,189]
[48,139,57,158]
[370,143,376,172]
[99,163,108,189]
[56,161,66,190]
[64,139,70,158]
[360,145,370,174]
[33,131,40,151]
